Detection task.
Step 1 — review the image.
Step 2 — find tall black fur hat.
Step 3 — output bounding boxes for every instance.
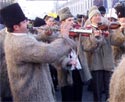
[114,2,125,18]
[0,3,26,27]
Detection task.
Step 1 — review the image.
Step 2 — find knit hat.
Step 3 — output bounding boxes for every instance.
[58,7,73,21]
[0,3,26,27]
[88,6,101,19]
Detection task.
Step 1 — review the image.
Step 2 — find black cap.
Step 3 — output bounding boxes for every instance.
[0,3,26,27]
[77,14,84,19]
[34,17,46,27]
[98,6,106,14]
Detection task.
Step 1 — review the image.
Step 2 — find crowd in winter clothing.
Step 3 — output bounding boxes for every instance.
[0,1,125,102]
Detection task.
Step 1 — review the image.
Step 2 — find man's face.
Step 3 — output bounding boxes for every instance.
[14,19,29,33]
[60,17,74,34]
[64,17,74,28]
[46,17,55,26]
[91,13,101,25]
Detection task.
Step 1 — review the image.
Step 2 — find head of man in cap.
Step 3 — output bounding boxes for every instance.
[58,7,74,34]
[0,3,28,33]
[88,6,101,27]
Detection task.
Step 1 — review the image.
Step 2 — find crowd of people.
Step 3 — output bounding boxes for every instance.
[0,1,125,102]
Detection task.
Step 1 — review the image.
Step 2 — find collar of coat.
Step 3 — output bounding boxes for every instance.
[11,33,27,36]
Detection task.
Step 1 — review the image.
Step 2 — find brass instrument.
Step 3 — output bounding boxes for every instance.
[28,25,93,36]
[28,22,121,37]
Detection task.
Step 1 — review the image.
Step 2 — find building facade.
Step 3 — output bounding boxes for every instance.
[57,0,93,16]
[56,0,119,17]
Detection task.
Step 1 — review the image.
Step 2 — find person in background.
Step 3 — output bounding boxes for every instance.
[44,15,59,91]
[104,2,125,102]
[98,6,106,17]
[75,14,86,28]
[44,15,55,27]
[54,15,60,26]
[105,8,118,22]
[0,3,76,102]
[57,7,91,102]
[83,5,125,102]
[111,2,125,67]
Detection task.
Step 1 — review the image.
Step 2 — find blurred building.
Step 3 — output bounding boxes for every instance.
[55,0,119,17]
[57,0,93,16]
[0,0,17,9]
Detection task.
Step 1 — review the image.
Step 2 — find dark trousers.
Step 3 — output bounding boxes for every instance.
[49,64,58,91]
[61,69,83,102]
[91,70,112,102]
[1,97,13,102]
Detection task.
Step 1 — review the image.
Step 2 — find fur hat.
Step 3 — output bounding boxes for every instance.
[114,2,125,18]
[58,7,73,21]
[98,6,106,14]
[0,3,26,27]
[88,6,100,19]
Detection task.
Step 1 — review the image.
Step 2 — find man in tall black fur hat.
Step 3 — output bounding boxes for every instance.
[0,3,76,102]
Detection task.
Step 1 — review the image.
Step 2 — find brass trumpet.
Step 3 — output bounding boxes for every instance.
[28,25,93,36]
[28,22,121,36]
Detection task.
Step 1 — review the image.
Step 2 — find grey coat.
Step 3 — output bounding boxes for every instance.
[74,37,92,82]
[82,28,125,71]
[4,32,75,102]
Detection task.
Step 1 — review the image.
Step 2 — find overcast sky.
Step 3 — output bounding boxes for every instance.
[18,0,67,19]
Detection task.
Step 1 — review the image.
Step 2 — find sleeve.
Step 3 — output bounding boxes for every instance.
[34,31,59,42]
[16,36,76,63]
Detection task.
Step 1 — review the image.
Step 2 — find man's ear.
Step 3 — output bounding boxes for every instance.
[13,25,19,31]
